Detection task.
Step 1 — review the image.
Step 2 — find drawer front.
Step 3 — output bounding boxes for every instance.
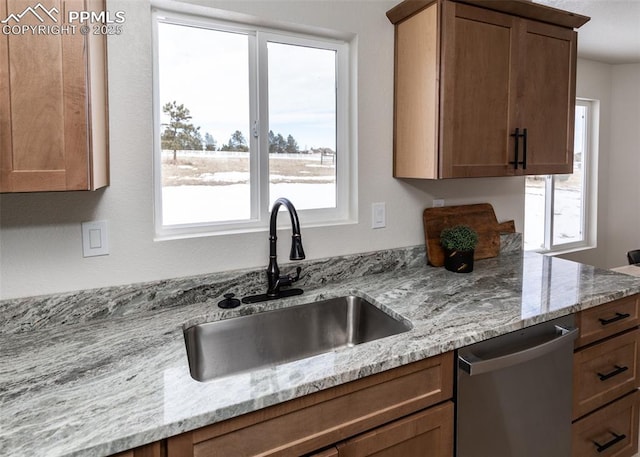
[109,442,163,457]
[336,401,454,457]
[574,329,640,420]
[168,353,453,457]
[572,390,640,457]
[576,295,640,348]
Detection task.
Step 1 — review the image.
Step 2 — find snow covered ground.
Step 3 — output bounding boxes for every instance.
[162,182,336,225]
[524,179,583,250]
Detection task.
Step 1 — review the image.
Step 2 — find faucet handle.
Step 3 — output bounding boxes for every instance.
[279,267,302,288]
[291,266,302,282]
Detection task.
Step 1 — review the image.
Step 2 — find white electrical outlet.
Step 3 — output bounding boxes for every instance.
[433,199,445,207]
[372,202,386,229]
[82,220,109,257]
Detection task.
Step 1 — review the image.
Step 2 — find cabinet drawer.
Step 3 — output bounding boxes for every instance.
[336,401,454,457]
[573,329,640,419]
[168,353,453,457]
[109,442,163,457]
[572,390,640,457]
[576,295,640,348]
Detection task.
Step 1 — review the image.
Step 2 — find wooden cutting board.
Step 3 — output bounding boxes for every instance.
[423,203,516,267]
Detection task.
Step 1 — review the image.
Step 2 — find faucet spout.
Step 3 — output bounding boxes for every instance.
[242,198,306,304]
[270,197,306,261]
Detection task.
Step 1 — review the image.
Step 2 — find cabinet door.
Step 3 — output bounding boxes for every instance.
[440,2,518,178]
[517,19,576,175]
[0,0,107,192]
[109,441,165,457]
[336,402,454,457]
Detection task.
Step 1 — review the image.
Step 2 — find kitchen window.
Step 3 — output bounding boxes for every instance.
[524,99,597,252]
[151,4,353,238]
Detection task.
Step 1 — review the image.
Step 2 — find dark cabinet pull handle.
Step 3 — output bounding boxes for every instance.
[509,128,526,170]
[509,127,520,170]
[598,312,631,325]
[593,431,626,453]
[522,128,527,170]
[597,365,628,381]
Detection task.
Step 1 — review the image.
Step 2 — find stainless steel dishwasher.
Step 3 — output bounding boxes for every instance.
[456,314,578,457]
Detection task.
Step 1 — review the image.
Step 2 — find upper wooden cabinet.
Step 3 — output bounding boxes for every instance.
[0,0,108,193]
[387,0,589,179]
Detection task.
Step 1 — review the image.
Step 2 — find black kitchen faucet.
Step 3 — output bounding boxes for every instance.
[242,197,305,303]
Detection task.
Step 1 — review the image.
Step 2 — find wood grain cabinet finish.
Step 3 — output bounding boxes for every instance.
[573,296,640,457]
[0,0,108,193]
[576,295,640,348]
[335,402,454,457]
[573,329,640,420]
[572,390,640,457]
[167,353,454,457]
[309,448,339,457]
[109,442,165,457]
[387,0,587,179]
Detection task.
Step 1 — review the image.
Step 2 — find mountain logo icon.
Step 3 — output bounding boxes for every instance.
[1,3,59,24]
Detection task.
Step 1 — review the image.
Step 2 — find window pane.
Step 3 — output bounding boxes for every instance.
[267,42,337,210]
[158,23,251,225]
[525,176,546,250]
[552,105,587,245]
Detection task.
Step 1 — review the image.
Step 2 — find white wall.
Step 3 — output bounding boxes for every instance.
[561,61,640,269]
[559,59,612,267]
[0,0,526,300]
[605,63,640,267]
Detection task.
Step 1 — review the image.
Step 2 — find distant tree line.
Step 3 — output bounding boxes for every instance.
[220,130,248,152]
[161,101,330,156]
[268,130,298,154]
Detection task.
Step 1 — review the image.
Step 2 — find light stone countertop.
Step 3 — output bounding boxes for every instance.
[612,264,640,277]
[2,250,640,457]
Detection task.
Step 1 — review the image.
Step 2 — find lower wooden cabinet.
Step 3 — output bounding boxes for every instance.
[573,329,640,419]
[167,353,453,457]
[572,390,640,457]
[110,442,164,457]
[575,295,640,348]
[335,402,453,457]
[573,298,640,457]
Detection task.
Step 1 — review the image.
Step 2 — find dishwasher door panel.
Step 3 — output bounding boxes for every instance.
[456,315,576,457]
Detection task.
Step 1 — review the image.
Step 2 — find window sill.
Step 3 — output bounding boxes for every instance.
[527,243,597,257]
[154,216,358,242]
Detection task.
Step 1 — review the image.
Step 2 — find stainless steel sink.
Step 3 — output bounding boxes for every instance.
[184,295,411,382]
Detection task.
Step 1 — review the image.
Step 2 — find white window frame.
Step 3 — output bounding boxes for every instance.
[526,98,598,253]
[151,1,355,239]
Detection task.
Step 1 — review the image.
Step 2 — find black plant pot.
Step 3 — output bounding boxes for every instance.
[444,248,474,273]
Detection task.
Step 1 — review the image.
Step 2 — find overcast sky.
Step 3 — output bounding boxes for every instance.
[158,22,336,151]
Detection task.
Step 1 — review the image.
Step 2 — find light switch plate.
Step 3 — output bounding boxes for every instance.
[372,202,386,229]
[82,220,109,257]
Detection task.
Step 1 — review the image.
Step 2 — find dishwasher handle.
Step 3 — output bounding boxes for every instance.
[458,325,579,376]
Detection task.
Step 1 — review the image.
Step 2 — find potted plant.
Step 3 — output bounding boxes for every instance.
[440,225,478,273]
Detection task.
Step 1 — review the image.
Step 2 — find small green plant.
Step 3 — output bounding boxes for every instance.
[440,225,478,252]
